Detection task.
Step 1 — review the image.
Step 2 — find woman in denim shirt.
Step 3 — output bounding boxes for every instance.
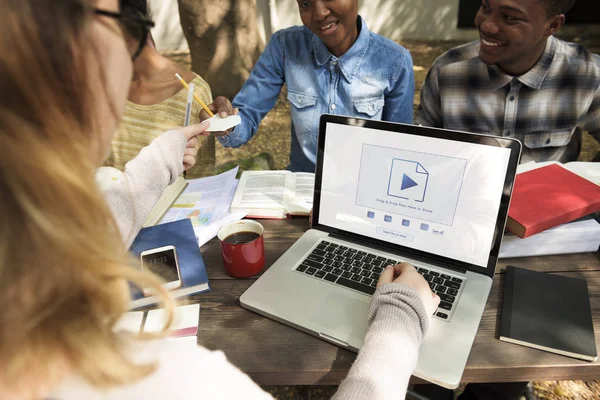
[208,0,415,172]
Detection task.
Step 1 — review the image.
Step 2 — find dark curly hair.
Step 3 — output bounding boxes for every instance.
[119,0,151,37]
[543,0,576,16]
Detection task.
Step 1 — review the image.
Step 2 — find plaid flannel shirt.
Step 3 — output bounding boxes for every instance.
[416,36,600,163]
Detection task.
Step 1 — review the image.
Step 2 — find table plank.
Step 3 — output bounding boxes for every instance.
[192,279,355,385]
[195,271,600,385]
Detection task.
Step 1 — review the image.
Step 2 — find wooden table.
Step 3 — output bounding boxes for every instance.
[193,219,600,385]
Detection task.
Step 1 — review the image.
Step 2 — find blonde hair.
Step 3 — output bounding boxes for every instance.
[0,0,173,395]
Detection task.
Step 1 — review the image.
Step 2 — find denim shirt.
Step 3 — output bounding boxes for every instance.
[218,17,415,172]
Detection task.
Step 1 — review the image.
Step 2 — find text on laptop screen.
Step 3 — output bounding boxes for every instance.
[319,122,512,268]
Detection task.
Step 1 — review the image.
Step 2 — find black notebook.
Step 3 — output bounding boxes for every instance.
[499,266,597,361]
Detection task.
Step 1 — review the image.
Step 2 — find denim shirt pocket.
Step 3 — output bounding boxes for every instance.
[523,129,573,149]
[287,89,318,136]
[354,96,385,118]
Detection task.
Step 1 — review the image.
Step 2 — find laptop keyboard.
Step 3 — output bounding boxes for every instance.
[295,240,464,320]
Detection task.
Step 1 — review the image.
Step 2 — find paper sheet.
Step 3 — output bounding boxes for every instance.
[160,167,245,246]
[114,311,144,333]
[516,161,600,184]
[165,335,199,347]
[161,167,237,226]
[205,114,241,132]
[195,179,246,246]
[144,304,200,337]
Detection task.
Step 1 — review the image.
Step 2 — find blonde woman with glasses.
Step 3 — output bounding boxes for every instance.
[0,1,439,399]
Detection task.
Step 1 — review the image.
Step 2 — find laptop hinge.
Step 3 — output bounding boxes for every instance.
[318,333,349,348]
[328,231,468,275]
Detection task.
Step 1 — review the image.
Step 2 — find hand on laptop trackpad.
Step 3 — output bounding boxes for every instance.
[310,292,369,344]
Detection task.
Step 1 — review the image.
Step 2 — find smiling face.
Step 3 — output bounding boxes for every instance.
[297,0,359,57]
[474,0,564,75]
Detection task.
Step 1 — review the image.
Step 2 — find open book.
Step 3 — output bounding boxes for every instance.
[229,171,314,219]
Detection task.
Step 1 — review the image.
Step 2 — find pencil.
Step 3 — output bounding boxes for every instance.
[175,73,214,117]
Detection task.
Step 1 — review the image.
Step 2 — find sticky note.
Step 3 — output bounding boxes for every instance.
[205,114,242,132]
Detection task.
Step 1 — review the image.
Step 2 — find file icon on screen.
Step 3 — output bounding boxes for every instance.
[387,159,429,202]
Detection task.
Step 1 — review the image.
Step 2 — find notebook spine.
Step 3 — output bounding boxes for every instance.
[499,266,515,338]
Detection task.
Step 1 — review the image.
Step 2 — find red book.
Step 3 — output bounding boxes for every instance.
[506,164,600,238]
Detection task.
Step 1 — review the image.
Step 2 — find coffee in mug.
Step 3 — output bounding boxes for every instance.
[222,231,261,245]
[217,220,265,278]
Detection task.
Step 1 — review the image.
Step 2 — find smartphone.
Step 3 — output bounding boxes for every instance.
[140,245,182,296]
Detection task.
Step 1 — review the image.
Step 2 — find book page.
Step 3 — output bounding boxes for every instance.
[516,160,600,186]
[160,167,238,228]
[231,171,289,211]
[194,180,246,247]
[285,172,315,215]
[564,162,600,184]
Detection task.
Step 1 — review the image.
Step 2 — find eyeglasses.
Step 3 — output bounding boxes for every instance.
[93,8,155,61]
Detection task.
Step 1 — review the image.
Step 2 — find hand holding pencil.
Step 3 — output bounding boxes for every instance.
[199,96,240,137]
[175,74,239,137]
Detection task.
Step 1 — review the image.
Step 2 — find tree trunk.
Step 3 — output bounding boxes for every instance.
[178,0,263,100]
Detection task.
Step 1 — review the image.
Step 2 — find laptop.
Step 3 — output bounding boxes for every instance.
[240,114,521,389]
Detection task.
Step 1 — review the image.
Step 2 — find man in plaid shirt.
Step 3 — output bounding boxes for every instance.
[416,0,600,163]
[416,1,597,399]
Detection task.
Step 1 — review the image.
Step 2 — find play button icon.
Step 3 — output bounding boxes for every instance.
[401,174,418,190]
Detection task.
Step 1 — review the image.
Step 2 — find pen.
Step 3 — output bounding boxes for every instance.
[175,73,215,117]
[184,83,194,127]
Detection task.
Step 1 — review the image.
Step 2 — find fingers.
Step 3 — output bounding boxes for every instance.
[210,96,233,118]
[180,120,210,140]
[393,262,415,277]
[374,261,441,317]
[184,147,198,158]
[377,262,412,288]
[423,292,441,317]
[199,100,236,137]
[187,136,199,148]
[183,144,199,171]
[376,265,395,288]
[199,108,212,121]
[183,155,196,170]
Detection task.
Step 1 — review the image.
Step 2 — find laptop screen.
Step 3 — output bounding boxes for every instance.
[317,119,516,270]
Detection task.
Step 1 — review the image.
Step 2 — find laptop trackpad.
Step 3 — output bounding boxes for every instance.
[310,292,369,343]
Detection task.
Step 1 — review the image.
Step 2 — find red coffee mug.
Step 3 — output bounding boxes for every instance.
[217,220,265,278]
